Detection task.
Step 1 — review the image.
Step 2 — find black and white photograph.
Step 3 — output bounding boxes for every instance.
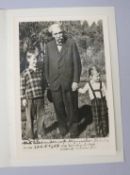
[20,20,109,140]
[0,6,124,167]
[7,7,122,165]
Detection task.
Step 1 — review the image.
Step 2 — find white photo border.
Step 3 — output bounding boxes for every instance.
[6,7,123,166]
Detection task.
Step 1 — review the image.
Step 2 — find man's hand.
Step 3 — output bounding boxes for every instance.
[72,82,78,91]
[22,99,27,107]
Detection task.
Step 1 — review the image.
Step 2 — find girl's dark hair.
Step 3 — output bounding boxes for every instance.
[88,66,100,76]
[26,47,35,55]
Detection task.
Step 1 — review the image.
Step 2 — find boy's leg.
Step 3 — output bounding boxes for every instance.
[25,99,34,139]
[35,99,45,138]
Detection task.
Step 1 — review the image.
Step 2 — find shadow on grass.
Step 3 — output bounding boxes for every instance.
[45,121,58,133]
[78,105,93,135]
[45,105,93,137]
[21,104,93,139]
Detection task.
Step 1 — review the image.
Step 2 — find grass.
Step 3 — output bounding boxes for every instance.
[21,87,97,140]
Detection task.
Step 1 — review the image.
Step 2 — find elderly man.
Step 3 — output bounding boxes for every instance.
[45,23,81,138]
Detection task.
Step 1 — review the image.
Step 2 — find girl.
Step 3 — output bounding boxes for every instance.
[79,66,109,137]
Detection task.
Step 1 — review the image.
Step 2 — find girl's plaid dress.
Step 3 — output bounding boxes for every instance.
[89,81,109,137]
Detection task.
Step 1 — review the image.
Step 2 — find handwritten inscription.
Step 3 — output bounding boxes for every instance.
[22,138,109,151]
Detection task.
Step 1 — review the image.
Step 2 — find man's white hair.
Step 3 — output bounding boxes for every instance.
[48,23,62,33]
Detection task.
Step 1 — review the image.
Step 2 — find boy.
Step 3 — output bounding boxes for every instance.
[21,48,45,139]
[79,66,109,137]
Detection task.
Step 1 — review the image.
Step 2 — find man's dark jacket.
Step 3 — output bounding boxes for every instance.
[45,38,82,91]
